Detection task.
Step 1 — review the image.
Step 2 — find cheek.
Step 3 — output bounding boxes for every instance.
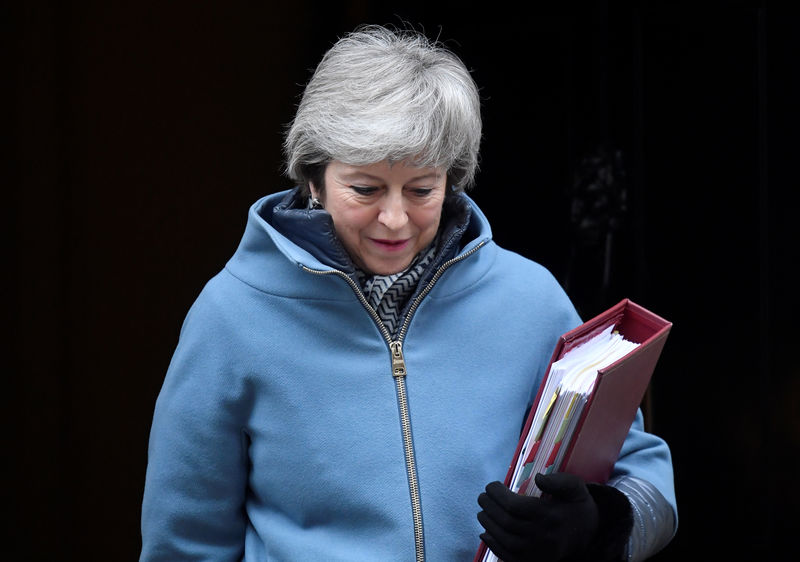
[330,205,374,238]
[413,205,444,233]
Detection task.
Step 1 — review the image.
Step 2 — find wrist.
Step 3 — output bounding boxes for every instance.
[571,483,633,562]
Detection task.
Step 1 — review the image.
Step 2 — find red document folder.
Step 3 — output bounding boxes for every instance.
[474,298,672,562]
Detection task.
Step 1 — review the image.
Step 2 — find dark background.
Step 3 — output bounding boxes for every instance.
[7,1,798,560]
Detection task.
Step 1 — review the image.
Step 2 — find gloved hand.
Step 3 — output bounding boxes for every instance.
[477,472,603,562]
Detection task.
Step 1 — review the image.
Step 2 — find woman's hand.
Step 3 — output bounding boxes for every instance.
[477,472,600,562]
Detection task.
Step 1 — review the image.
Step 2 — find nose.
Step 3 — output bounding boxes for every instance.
[378,192,408,230]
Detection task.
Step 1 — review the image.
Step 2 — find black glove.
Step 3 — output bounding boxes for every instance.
[477,472,632,562]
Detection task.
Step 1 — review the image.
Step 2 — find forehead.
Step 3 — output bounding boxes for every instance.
[327,160,445,183]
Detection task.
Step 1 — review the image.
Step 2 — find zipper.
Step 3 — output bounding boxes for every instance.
[396,241,487,341]
[302,239,487,561]
[388,340,424,560]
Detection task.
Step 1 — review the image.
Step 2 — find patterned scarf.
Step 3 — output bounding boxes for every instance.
[356,241,438,337]
[271,188,472,337]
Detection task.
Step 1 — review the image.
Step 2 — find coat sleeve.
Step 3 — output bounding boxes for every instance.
[611,410,678,561]
[140,291,251,561]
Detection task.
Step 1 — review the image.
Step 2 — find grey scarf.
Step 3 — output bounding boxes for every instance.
[356,242,438,337]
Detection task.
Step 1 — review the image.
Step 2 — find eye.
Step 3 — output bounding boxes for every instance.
[350,185,378,196]
[409,187,434,197]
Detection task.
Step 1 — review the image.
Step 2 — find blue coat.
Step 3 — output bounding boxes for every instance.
[140,190,677,561]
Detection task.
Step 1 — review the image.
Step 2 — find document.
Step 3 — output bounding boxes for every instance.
[474,299,672,562]
[510,325,639,497]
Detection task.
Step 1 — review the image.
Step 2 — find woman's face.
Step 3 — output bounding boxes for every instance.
[311,160,447,275]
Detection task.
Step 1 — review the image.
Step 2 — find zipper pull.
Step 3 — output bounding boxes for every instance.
[390,341,406,378]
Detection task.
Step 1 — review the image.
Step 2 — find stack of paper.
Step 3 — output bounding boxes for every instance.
[509,325,639,497]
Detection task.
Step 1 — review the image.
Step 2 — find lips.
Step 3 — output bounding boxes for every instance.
[370,238,411,252]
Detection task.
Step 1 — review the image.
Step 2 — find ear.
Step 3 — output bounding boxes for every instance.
[307,182,324,210]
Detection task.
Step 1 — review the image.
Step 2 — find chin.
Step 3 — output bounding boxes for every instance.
[367,261,411,276]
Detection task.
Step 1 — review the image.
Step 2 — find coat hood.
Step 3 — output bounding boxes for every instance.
[224,189,495,299]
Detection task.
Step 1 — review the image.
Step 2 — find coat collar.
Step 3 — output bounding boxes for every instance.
[265,187,482,275]
[223,188,494,300]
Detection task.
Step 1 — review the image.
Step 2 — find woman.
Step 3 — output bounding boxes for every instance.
[140,25,677,561]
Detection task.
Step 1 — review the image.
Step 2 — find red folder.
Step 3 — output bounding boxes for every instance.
[474,298,672,562]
